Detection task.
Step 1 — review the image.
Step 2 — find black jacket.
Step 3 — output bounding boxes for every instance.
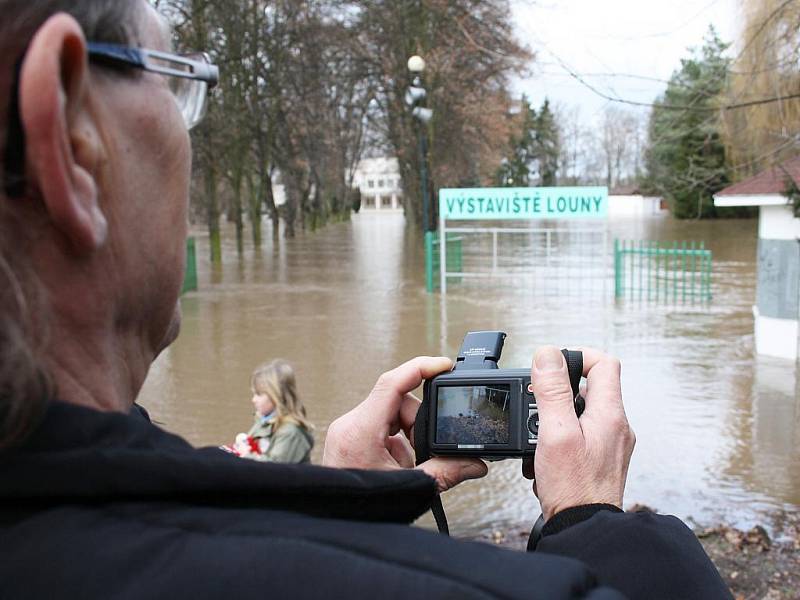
[0,402,730,599]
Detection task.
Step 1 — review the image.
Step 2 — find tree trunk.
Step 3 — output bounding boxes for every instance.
[262,171,280,239]
[204,168,222,263]
[246,172,262,248]
[232,168,244,256]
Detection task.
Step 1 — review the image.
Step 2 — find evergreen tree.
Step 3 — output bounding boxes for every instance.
[496,97,536,187]
[533,99,560,186]
[496,97,560,187]
[644,28,732,219]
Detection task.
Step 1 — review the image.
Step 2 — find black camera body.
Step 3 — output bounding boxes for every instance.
[415,331,584,461]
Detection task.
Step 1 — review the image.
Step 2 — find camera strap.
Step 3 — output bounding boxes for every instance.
[430,495,449,535]
[415,348,583,537]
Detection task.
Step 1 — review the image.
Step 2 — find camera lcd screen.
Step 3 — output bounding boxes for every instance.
[436,384,511,445]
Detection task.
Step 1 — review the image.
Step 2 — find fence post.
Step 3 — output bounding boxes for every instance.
[638,239,643,301]
[492,229,498,273]
[614,238,621,298]
[670,241,676,303]
[181,236,198,294]
[628,240,634,300]
[681,240,687,302]
[648,240,654,301]
[440,215,447,295]
[655,241,660,301]
[690,241,696,303]
[425,231,434,293]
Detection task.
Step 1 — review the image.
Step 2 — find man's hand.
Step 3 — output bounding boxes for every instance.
[323,356,487,493]
[523,347,635,521]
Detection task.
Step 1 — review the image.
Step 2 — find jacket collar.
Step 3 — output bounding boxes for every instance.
[0,401,436,524]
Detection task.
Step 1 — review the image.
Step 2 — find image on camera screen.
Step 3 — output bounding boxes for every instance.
[436,384,511,445]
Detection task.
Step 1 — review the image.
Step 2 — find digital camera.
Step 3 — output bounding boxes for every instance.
[415,331,584,460]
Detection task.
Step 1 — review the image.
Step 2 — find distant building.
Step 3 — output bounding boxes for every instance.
[353,157,403,210]
[272,172,287,207]
[608,184,666,218]
[714,156,800,361]
[266,159,401,211]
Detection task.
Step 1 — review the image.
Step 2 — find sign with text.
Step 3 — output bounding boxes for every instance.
[439,186,608,220]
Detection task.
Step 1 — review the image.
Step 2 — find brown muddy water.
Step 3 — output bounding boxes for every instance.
[138,212,800,538]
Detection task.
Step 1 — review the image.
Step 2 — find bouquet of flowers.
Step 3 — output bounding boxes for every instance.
[219,433,268,457]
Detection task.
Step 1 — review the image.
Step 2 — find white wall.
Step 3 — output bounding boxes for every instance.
[608,195,665,218]
[755,205,800,361]
[353,157,402,197]
[753,306,799,361]
[759,204,800,240]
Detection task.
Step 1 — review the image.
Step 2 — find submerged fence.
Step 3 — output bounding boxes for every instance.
[427,226,608,295]
[614,239,712,302]
[425,232,463,291]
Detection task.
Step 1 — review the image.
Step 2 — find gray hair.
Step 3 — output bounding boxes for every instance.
[0,0,144,448]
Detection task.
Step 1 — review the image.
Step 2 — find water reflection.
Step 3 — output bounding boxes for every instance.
[138,212,799,536]
[721,358,800,509]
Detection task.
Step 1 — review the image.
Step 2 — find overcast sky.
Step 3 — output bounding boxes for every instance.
[511,0,740,125]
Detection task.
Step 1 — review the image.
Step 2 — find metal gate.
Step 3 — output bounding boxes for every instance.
[614,239,712,303]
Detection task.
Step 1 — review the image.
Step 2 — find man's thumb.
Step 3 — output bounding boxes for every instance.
[417,458,487,493]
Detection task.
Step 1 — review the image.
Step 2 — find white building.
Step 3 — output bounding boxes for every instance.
[353,157,403,210]
[714,156,800,361]
[266,158,401,210]
[608,184,666,218]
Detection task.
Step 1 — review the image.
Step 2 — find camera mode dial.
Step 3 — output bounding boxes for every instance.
[527,406,539,441]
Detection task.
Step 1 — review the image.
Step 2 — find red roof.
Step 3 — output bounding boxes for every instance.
[609,183,642,196]
[716,155,800,196]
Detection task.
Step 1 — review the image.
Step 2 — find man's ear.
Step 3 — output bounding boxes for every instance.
[18,12,107,254]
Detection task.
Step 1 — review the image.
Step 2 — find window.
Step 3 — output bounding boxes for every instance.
[378,179,384,188]
[368,180,374,188]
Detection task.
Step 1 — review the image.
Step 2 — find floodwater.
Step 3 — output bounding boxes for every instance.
[138,211,800,538]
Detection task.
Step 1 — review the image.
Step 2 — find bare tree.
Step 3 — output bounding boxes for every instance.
[159,0,532,255]
[599,106,645,188]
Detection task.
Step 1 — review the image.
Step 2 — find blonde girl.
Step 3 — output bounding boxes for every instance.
[240,359,314,463]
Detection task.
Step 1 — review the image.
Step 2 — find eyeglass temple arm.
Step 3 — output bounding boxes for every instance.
[87,43,219,89]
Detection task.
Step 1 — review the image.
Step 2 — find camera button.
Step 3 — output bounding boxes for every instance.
[527,410,539,436]
[526,383,534,394]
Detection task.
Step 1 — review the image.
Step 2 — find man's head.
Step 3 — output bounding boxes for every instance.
[0,0,205,446]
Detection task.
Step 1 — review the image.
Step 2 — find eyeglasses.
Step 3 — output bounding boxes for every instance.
[87,43,219,130]
[3,43,219,198]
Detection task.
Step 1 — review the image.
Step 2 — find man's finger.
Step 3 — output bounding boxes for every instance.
[416,457,487,493]
[569,347,624,420]
[574,347,608,378]
[386,433,415,468]
[532,346,581,438]
[582,356,624,421]
[398,393,421,442]
[364,356,452,424]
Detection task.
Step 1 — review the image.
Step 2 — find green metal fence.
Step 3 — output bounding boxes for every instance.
[425,231,463,292]
[614,239,712,302]
[181,236,198,294]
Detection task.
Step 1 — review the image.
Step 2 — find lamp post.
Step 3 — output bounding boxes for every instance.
[405,55,433,233]
[406,56,436,292]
